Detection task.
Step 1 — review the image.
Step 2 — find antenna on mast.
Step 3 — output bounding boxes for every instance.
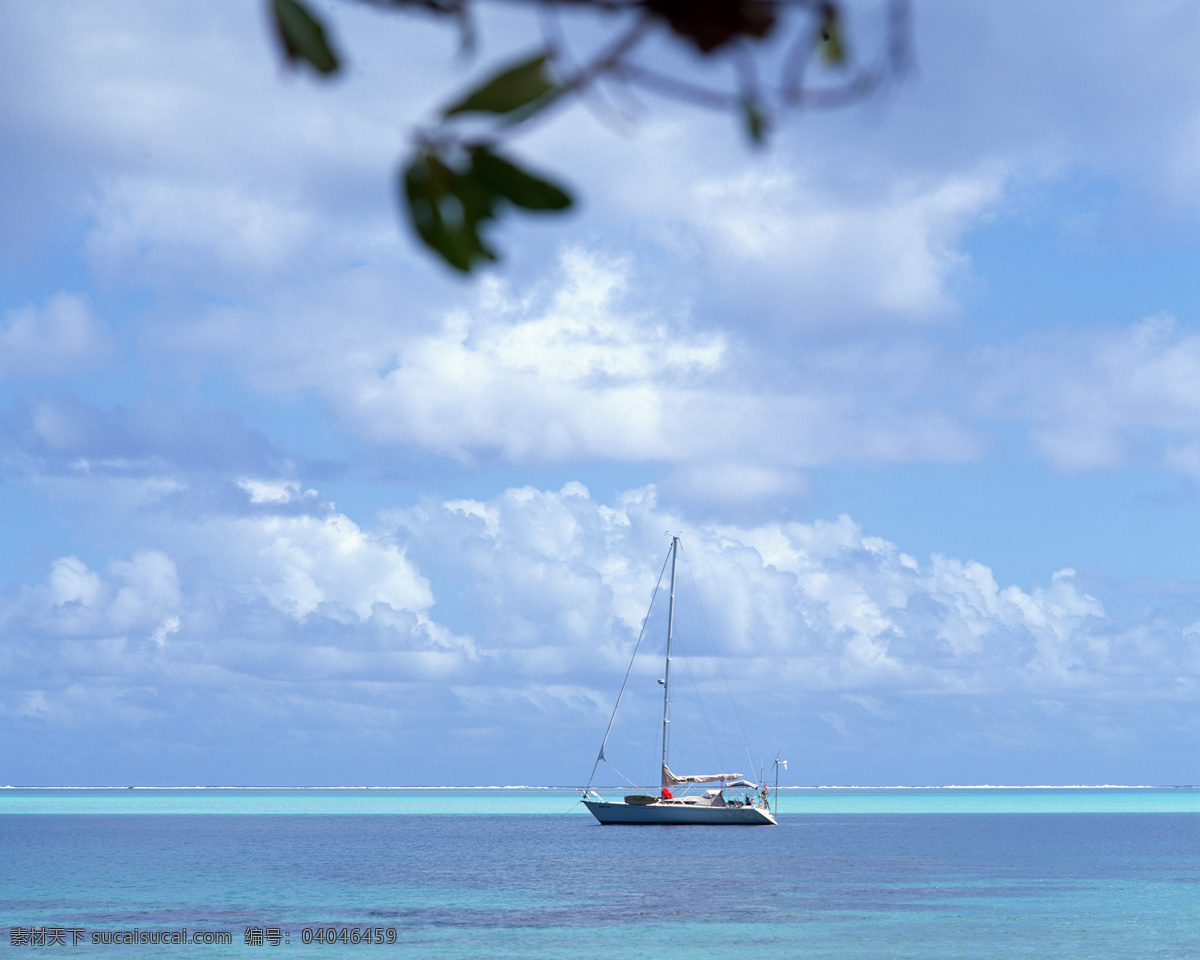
[773,757,787,817]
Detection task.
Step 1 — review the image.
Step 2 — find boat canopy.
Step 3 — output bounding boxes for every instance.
[724,779,757,789]
[662,763,741,787]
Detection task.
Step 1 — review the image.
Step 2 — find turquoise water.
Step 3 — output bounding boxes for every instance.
[0,788,589,817]
[1,789,1197,958]
[1,786,1197,814]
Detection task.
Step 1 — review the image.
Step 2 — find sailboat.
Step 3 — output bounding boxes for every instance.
[582,536,778,825]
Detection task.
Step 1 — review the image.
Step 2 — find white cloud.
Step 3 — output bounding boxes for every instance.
[106,550,183,631]
[0,479,1194,782]
[832,0,1200,214]
[237,478,317,505]
[86,178,317,284]
[48,556,103,608]
[610,151,1005,326]
[6,1,1200,783]
[192,511,434,621]
[341,249,724,460]
[666,462,808,503]
[0,294,111,380]
[9,480,1142,708]
[981,315,1200,473]
[387,483,1178,700]
[14,0,1200,493]
[150,614,180,647]
[692,169,1000,320]
[237,249,981,481]
[22,550,181,640]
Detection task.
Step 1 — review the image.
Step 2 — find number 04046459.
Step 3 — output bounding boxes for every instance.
[301,927,398,945]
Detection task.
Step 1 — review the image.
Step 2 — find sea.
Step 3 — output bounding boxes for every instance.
[1,787,1197,959]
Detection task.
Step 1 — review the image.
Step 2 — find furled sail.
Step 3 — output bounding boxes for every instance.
[662,764,741,787]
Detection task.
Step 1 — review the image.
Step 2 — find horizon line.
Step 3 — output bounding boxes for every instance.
[2,783,1196,790]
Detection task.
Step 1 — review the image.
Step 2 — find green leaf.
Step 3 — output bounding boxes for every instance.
[740,97,768,146]
[400,146,573,273]
[470,149,572,211]
[402,151,496,273]
[443,53,558,118]
[817,2,846,65]
[271,0,340,75]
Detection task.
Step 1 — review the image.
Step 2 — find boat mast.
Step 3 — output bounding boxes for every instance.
[661,536,678,779]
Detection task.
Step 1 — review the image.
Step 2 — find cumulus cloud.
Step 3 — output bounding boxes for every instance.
[0,294,111,380]
[597,137,1005,328]
[388,483,1192,702]
[255,250,981,481]
[13,550,182,641]
[6,2,1200,784]
[237,478,318,506]
[10,0,1200,493]
[6,481,1178,717]
[0,496,473,759]
[192,508,434,621]
[979,315,1200,473]
[87,178,318,286]
[694,169,1002,322]
[0,480,1194,782]
[343,250,721,459]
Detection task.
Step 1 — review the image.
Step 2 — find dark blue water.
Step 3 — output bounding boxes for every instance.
[2,813,1197,958]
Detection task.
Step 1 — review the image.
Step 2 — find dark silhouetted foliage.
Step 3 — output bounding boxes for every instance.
[269,0,910,272]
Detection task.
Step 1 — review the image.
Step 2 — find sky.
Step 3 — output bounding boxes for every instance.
[2,0,1200,787]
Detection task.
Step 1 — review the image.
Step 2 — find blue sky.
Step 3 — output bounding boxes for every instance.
[2,0,1200,786]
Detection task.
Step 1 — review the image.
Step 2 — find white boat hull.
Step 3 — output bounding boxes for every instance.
[584,800,776,825]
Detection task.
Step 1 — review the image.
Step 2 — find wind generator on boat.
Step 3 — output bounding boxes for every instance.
[582,536,777,825]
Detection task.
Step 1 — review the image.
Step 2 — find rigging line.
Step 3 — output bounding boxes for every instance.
[668,733,711,795]
[674,630,727,775]
[672,570,733,777]
[585,544,673,792]
[678,541,756,774]
[602,760,641,790]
